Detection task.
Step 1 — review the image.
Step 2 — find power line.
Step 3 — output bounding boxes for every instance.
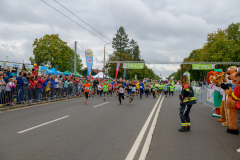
[41,0,109,43]
[54,0,111,42]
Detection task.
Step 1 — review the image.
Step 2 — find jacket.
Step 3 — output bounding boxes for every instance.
[181,84,196,105]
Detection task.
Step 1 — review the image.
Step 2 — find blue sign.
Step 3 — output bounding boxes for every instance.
[85,49,93,76]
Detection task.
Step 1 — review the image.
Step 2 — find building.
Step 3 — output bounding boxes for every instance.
[82,69,102,77]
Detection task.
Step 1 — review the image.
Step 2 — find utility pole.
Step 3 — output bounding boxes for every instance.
[104,43,110,78]
[74,41,77,75]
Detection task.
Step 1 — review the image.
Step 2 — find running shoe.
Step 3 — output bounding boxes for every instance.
[84,101,87,104]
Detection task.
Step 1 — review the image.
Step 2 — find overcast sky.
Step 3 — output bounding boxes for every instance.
[1,0,240,78]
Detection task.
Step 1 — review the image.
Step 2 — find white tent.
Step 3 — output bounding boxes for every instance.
[93,72,105,78]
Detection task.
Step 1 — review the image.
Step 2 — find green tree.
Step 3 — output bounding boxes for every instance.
[112,26,129,53]
[29,34,83,73]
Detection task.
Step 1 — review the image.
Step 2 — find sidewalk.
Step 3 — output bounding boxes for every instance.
[147,94,240,160]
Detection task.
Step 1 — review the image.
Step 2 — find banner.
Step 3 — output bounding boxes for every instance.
[183,71,190,82]
[193,86,201,96]
[115,62,120,79]
[175,85,182,92]
[207,89,214,103]
[85,49,93,76]
[192,64,215,70]
[123,63,144,69]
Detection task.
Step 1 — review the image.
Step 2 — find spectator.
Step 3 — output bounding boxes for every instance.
[54,75,59,97]
[0,72,6,105]
[17,72,26,103]
[28,75,36,103]
[22,73,29,102]
[36,75,44,100]
[6,78,15,105]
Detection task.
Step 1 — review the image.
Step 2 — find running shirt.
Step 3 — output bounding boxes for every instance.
[136,82,139,89]
[163,86,168,91]
[126,84,132,92]
[139,83,144,90]
[152,85,156,92]
[170,86,174,91]
[83,83,91,93]
[132,84,136,92]
[118,86,125,94]
[103,85,108,92]
[145,84,150,90]
[114,83,119,90]
[97,84,102,91]
[109,84,112,91]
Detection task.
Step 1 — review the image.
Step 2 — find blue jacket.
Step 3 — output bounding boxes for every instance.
[17,76,24,85]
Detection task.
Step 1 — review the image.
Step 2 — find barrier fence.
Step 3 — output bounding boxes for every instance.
[0,83,83,107]
[175,85,214,109]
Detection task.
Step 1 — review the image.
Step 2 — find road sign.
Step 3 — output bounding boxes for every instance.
[123,63,144,69]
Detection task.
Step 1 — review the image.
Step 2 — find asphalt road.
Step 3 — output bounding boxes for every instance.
[147,94,240,160]
[1,93,240,160]
[0,93,160,160]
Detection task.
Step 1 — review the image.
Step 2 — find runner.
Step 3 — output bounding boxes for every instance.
[131,81,137,101]
[126,81,133,103]
[108,83,113,96]
[103,82,109,101]
[136,80,139,96]
[139,80,144,99]
[82,80,91,104]
[151,83,157,98]
[118,82,125,105]
[145,82,150,98]
[114,82,119,97]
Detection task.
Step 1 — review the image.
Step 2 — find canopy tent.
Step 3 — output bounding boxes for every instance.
[49,67,63,75]
[46,69,55,75]
[93,72,104,78]
[40,66,48,70]
[76,71,82,77]
[63,70,72,76]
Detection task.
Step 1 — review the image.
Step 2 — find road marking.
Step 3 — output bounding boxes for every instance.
[93,102,109,108]
[139,96,165,160]
[17,115,70,133]
[125,95,162,160]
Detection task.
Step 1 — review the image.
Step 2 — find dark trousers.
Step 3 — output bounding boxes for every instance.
[17,85,23,103]
[119,93,124,103]
[164,91,168,97]
[180,104,192,125]
[145,89,149,97]
[140,89,143,98]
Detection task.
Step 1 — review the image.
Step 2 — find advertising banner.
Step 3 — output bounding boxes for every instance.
[115,62,120,79]
[192,64,215,70]
[207,88,214,103]
[175,85,182,92]
[85,49,93,76]
[123,63,144,69]
[192,86,201,96]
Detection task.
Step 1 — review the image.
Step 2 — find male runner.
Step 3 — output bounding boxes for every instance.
[126,81,133,103]
[114,82,119,97]
[139,80,144,99]
[118,83,125,105]
[131,81,137,101]
[82,80,91,104]
[103,82,109,101]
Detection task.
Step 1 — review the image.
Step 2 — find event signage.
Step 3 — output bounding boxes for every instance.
[207,89,214,103]
[85,49,93,76]
[192,64,215,70]
[123,63,144,69]
[115,62,120,79]
[175,85,182,92]
[192,86,201,96]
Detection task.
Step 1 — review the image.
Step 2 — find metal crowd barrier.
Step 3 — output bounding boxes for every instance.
[0,83,83,108]
[174,84,214,109]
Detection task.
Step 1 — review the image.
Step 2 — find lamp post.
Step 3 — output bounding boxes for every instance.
[104,43,110,78]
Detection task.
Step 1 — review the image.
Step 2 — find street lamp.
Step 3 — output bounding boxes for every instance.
[104,43,110,77]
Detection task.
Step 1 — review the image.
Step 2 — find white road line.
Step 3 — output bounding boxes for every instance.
[93,102,109,108]
[17,115,70,134]
[139,96,165,160]
[125,95,162,160]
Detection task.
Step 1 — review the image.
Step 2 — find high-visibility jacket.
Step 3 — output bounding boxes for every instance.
[181,84,196,105]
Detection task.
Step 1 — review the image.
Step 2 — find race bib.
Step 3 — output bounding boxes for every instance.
[140,86,143,89]
[85,87,89,90]
[119,88,124,92]
[129,86,132,89]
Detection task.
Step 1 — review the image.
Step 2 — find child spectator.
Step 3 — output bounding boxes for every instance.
[6,78,15,105]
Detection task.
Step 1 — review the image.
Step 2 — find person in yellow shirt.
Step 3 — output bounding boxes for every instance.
[136,80,140,96]
[45,79,51,98]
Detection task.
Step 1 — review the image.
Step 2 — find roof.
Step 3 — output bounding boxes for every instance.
[82,69,102,75]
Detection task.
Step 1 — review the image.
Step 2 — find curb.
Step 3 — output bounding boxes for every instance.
[0,95,83,112]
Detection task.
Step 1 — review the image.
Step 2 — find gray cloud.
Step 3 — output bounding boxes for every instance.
[0,0,240,78]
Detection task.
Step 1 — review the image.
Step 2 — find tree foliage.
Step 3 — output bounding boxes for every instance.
[30,34,83,73]
[169,22,240,81]
[108,27,159,79]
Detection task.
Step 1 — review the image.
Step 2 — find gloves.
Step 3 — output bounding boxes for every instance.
[221,83,231,90]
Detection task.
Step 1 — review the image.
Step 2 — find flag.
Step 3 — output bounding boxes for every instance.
[85,49,93,76]
[115,62,120,79]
